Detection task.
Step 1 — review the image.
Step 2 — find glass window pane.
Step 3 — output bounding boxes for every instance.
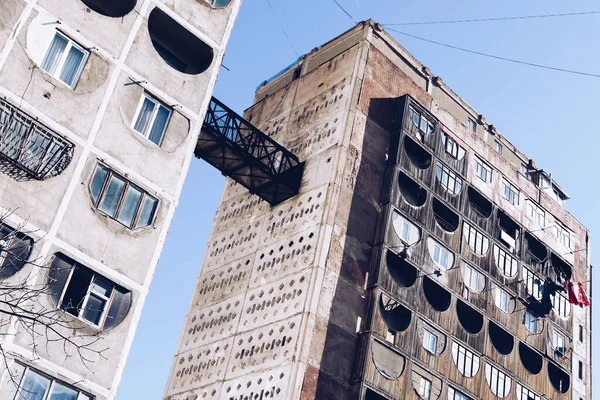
[91,275,114,298]
[41,34,68,75]
[20,370,51,400]
[48,382,78,400]
[116,186,142,227]
[81,293,106,326]
[133,98,156,135]
[59,46,86,87]
[148,105,170,145]
[99,175,126,217]
[135,196,158,229]
[90,166,108,205]
[19,129,50,172]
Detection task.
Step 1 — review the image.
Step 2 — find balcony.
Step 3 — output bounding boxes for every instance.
[195,97,304,205]
[0,98,74,181]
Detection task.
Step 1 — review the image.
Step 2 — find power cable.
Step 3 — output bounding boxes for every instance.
[332,0,356,23]
[383,11,600,26]
[265,0,299,57]
[386,28,600,79]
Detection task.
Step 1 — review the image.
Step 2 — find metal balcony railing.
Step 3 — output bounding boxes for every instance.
[0,98,74,180]
[195,97,304,205]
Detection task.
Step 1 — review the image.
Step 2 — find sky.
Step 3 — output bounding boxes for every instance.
[117,1,600,398]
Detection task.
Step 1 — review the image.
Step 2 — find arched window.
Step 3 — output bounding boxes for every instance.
[436,162,463,195]
[548,361,570,393]
[519,343,543,375]
[386,250,417,288]
[488,322,513,355]
[0,224,33,279]
[423,277,451,312]
[392,211,421,246]
[451,342,480,377]
[427,238,454,271]
[485,364,512,398]
[467,186,492,218]
[462,264,483,293]
[371,339,405,380]
[404,136,432,169]
[463,222,489,255]
[448,387,473,400]
[148,8,214,74]
[493,245,518,277]
[550,292,571,319]
[456,300,483,334]
[516,384,541,400]
[398,172,427,207]
[81,0,136,17]
[379,294,411,333]
[432,198,459,232]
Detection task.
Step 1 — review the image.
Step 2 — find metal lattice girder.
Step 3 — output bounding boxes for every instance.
[0,98,74,180]
[195,97,304,205]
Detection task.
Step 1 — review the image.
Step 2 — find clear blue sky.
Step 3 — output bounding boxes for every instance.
[117,1,599,398]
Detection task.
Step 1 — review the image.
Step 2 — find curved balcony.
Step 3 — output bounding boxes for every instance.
[0,98,74,180]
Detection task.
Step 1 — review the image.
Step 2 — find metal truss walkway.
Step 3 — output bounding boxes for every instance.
[195,97,304,205]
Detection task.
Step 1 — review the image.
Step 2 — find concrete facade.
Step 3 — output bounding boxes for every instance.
[0,0,241,399]
[166,21,592,400]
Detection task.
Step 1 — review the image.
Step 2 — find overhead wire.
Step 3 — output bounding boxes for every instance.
[386,28,600,79]
[265,0,299,57]
[332,0,356,23]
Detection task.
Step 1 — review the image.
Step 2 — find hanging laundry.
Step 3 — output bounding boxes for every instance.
[564,280,579,305]
[577,282,591,307]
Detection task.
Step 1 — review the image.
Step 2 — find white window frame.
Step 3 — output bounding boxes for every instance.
[418,376,432,399]
[551,292,571,319]
[524,311,538,334]
[552,330,566,355]
[131,92,172,146]
[494,140,503,154]
[473,155,492,183]
[437,162,463,195]
[14,364,92,400]
[432,241,451,270]
[422,329,438,354]
[502,179,519,205]
[451,342,480,377]
[485,364,512,398]
[555,223,572,249]
[516,383,541,400]
[448,387,473,400]
[523,266,543,300]
[463,264,480,292]
[409,105,435,136]
[495,289,511,314]
[467,118,477,132]
[493,245,518,277]
[441,132,465,160]
[525,200,545,227]
[463,222,489,255]
[41,31,89,89]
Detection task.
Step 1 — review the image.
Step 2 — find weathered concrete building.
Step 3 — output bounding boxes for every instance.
[165,21,592,400]
[0,0,240,399]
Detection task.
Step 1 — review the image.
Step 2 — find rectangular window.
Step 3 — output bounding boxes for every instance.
[90,164,158,229]
[524,311,538,333]
[553,331,566,354]
[132,93,172,146]
[555,223,572,249]
[526,201,545,227]
[579,325,584,342]
[41,32,89,89]
[579,361,583,379]
[409,106,435,136]
[467,118,476,132]
[502,179,520,205]
[496,290,510,314]
[448,387,473,400]
[494,140,503,154]
[441,132,465,159]
[520,163,528,176]
[418,377,432,399]
[14,363,92,400]
[463,264,479,292]
[422,329,437,354]
[474,155,492,183]
[401,221,409,242]
[523,267,542,300]
[432,242,450,270]
[436,162,463,194]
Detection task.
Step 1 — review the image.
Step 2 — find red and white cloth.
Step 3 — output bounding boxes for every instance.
[564,280,591,307]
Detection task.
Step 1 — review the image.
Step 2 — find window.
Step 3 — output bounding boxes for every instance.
[523,267,542,300]
[526,201,545,227]
[132,93,172,145]
[494,140,503,154]
[0,224,33,279]
[89,164,158,229]
[579,325,584,342]
[431,241,451,270]
[50,254,132,330]
[448,387,472,400]
[551,292,570,319]
[495,289,511,314]
[436,163,463,195]
[493,245,518,277]
[578,361,583,379]
[555,223,572,249]
[502,179,519,205]
[524,311,538,333]
[551,186,567,208]
[553,330,566,355]
[41,32,89,89]
[81,0,136,17]
[422,329,438,354]
[463,264,480,292]
[467,118,476,132]
[485,364,512,398]
[418,376,432,399]
[441,132,465,159]
[463,223,489,255]
[516,384,541,400]
[451,342,480,377]
[12,364,92,400]
[520,163,529,176]
[409,106,435,136]
[474,155,492,183]
[205,0,232,7]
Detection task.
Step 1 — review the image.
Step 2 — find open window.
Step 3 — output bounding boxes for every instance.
[386,250,417,288]
[488,322,514,355]
[404,136,432,169]
[81,0,136,17]
[0,224,33,279]
[525,233,548,267]
[432,198,459,232]
[398,172,427,207]
[148,8,214,74]
[456,300,483,334]
[379,294,411,333]
[551,252,573,281]
[497,210,520,253]
[49,254,132,330]
[467,186,492,218]
[365,389,389,400]
[423,277,451,312]
[371,339,406,380]
[548,361,570,393]
[519,343,543,375]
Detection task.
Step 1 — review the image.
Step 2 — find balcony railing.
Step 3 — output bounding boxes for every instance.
[0,98,74,180]
[195,97,304,205]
